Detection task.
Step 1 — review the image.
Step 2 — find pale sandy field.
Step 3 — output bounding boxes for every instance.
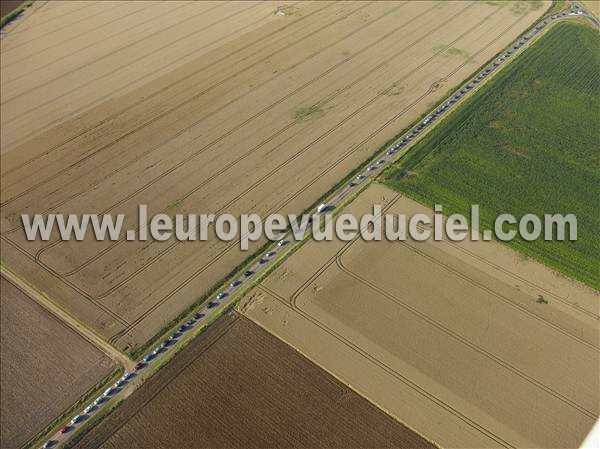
[0,276,116,449]
[0,1,548,350]
[582,1,600,18]
[240,183,599,449]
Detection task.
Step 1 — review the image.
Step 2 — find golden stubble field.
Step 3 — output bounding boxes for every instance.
[0,276,116,449]
[240,184,599,449]
[0,1,548,350]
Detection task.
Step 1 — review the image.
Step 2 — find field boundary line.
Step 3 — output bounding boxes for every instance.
[2,1,379,234]
[423,229,600,320]
[0,264,135,369]
[258,284,516,449]
[334,252,598,418]
[72,314,242,449]
[80,2,481,321]
[0,234,130,327]
[107,3,537,343]
[28,0,437,275]
[1,1,402,240]
[289,201,599,355]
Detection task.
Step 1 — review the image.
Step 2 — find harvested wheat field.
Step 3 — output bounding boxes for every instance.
[0,275,116,449]
[240,183,600,449]
[0,1,549,351]
[71,312,434,449]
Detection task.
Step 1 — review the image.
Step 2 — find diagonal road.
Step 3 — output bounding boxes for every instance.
[32,2,599,448]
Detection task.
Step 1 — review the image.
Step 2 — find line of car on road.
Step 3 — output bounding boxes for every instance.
[346,9,572,191]
[39,7,584,449]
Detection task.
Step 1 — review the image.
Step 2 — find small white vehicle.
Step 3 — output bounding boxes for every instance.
[70,415,83,425]
[84,405,96,414]
[103,387,117,397]
[317,204,328,213]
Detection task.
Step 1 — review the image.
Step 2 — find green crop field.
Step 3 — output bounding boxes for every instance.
[384,21,600,289]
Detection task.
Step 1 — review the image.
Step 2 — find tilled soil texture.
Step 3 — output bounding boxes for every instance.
[0,275,116,449]
[0,1,548,351]
[71,313,435,449]
[241,184,599,449]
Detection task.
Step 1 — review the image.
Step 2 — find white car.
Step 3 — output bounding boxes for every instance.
[103,387,117,397]
[70,415,83,425]
[317,204,328,213]
[84,405,95,414]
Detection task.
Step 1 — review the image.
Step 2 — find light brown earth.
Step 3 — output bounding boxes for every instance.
[240,183,600,449]
[0,275,116,449]
[71,312,436,449]
[0,1,549,351]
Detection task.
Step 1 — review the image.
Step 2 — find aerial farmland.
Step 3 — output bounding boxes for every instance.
[72,313,435,449]
[0,276,117,449]
[1,1,598,449]
[240,184,599,448]
[1,0,549,353]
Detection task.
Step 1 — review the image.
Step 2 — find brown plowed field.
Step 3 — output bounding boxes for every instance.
[0,275,116,449]
[241,184,600,449]
[0,1,548,351]
[72,312,434,449]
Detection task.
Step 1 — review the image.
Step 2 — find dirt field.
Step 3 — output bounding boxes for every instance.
[71,312,434,449]
[240,183,600,449]
[0,1,549,351]
[0,275,116,449]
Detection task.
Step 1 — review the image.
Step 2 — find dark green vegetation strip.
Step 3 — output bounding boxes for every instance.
[383,22,600,289]
[0,0,32,29]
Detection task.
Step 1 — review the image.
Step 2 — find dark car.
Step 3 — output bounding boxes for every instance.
[60,426,71,434]
[244,270,254,277]
[207,301,219,309]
